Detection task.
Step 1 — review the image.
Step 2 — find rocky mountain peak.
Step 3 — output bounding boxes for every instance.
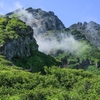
[6,7,65,34]
[26,7,65,33]
[69,21,100,48]
[5,7,100,50]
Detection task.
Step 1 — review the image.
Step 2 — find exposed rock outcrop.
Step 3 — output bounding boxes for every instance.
[6,7,100,50]
[69,21,100,48]
[6,7,65,34]
[0,17,38,60]
[25,7,65,33]
[3,37,38,60]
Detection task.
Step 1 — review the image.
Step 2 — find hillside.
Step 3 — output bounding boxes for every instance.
[0,54,100,99]
[6,7,100,70]
[0,7,100,99]
[0,64,100,99]
[0,17,58,73]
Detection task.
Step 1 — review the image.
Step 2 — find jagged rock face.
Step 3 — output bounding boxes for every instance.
[69,21,100,48]
[6,7,65,34]
[0,17,38,60]
[3,37,38,60]
[26,8,65,33]
[6,8,100,51]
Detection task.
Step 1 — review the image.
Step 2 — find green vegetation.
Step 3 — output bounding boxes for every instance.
[0,17,58,73]
[12,51,58,73]
[6,17,29,33]
[0,16,100,99]
[71,29,86,40]
[0,17,19,44]
[0,53,100,99]
[0,55,13,67]
[0,61,100,100]
[55,29,100,71]
[0,17,33,45]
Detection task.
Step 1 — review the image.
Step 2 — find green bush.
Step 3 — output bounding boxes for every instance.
[12,51,58,73]
[0,66,100,99]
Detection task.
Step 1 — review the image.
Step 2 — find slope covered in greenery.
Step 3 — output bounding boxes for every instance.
[0,17,29,44]
[12,51,58,73]
[0,17,58,73]
[0,58,100,100]
[0,15,100,100]
[54,29,100,71]
[0,52,100,100]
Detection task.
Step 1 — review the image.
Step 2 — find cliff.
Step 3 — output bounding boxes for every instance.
[0,17,38,60]
[6,7,65,34]
[6,8,100,49]
[0,17,57,73]
[4,8,100,70]
[69,21,100,48]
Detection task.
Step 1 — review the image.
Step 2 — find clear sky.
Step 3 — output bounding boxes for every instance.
[0,0,100,27]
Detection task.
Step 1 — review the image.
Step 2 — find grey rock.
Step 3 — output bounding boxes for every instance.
[0,18,38,60]
[69,21,100,48]
[3,37,38,60]
[6,8,65,34]
[26,8,65,34]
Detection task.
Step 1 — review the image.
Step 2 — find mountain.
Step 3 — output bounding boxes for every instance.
[0,7,100,99]
[0,17,58,73]
[6,7,100,49]
[69,21,100,48]
[6,7,65,34]
[0,17,38,60]
[5,7,100,69]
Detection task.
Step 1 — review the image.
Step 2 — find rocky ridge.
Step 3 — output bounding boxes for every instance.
[27,7,65,32]
[6,7,100,49]
[6,7,65,34]
[2,7,100,71]
[0,17,38,60]
[69,21,100,48]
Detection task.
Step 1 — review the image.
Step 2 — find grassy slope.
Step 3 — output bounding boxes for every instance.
[0,17,100,99]
[0,57,100,100]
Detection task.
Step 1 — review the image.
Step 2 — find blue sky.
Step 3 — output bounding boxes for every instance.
[0,0,100,27]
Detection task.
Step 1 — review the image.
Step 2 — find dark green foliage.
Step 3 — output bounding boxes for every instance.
[71,29,86,40]
[56,29,100,69]
[0,64,100,99]
[12,51,58,73]
[87,65,100,75]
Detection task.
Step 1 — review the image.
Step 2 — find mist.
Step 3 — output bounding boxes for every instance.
[35,32,82,55]
[13,8,34,25]
[12,8,83,55]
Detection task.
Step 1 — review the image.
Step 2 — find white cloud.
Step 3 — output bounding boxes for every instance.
[35,33,82,54]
